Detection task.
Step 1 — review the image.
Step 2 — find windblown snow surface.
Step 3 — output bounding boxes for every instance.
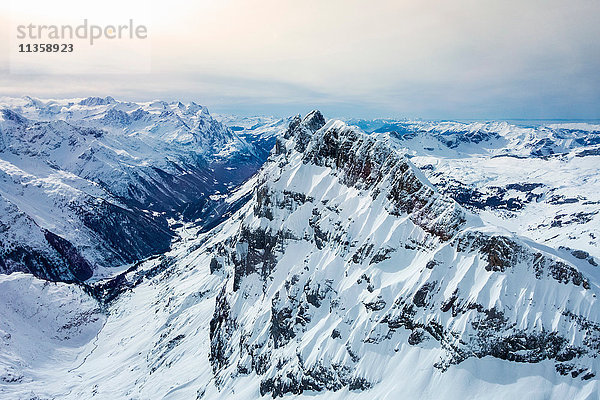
[1,111,599,399]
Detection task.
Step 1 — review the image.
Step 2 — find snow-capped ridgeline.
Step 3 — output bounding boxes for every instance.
[358,119,600,263]
[2,112,598,399]
[207,112,599,397]
[348,118,600,157]
[0,97,265,281]
[0,96,256,200]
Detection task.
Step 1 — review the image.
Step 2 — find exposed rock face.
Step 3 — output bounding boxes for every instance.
[42,230,94,281]
[206,112,600,397]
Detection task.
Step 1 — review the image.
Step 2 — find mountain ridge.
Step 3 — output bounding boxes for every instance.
[0,105,599,399]
[205,111,599,397]
[0,97,267,281]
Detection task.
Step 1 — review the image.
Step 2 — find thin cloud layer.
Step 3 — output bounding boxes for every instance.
[1,0,599,119]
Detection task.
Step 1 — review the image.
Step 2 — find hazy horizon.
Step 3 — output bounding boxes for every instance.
[1,0,599,120]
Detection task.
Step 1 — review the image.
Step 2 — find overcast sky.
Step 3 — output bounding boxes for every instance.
[1,0,599,119]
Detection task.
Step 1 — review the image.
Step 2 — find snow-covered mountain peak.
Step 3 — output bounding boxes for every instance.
[278,113,471,242]
[0,96,238,151]
[77,96,116,107]
[1,107,599,399]
[0,96,266,282]
[0,109,29,126]
[201,113,599,397]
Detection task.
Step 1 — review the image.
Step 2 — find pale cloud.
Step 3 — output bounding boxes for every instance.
[1,0,599,119]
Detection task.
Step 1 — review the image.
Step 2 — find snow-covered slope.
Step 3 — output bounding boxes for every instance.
[0,273,104,391]
[214,114,293,160]
[353,119,600,264]
[2,112,598,399]
[0,97,265,281]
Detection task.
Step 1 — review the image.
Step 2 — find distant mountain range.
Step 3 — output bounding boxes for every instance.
[0,97,274,281]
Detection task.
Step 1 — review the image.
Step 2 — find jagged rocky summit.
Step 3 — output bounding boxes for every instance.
[204,111,599,397]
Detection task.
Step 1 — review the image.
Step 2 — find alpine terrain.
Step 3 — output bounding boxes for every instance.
[1,99,599,399]
[0,97,267,282]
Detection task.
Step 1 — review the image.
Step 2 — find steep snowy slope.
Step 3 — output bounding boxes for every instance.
[0,97,265,281]
[0,273,105,391]
[356,120,600,263]
[2,112,598,399]
[207,113,599,397]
